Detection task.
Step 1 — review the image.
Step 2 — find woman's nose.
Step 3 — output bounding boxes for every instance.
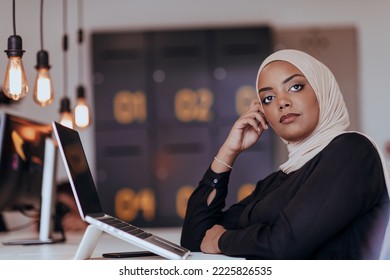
[277,97,291,110]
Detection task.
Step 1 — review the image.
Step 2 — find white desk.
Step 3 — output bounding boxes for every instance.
[0,227,240,260]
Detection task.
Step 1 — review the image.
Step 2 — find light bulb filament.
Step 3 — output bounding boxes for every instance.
[3,56,28,100]
[33,67,54,106]
[75,101,91,128]
[9,62,22,94]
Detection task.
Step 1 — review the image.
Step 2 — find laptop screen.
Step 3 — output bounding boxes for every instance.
[53,122,103,217]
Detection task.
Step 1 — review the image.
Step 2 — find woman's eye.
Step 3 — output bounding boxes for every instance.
[289,84,304,92]
[262,95,275,104]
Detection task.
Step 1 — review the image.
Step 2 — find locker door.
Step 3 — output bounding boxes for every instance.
[151,30,213,125]
[96,129,154,226]
[212,27,272,123]
[154,126,212,226]
[92,32,150,129]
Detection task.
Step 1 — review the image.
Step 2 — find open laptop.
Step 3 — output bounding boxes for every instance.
[52,121,190,260]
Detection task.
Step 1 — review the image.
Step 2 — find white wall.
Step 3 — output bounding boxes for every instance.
[1,0,390,182]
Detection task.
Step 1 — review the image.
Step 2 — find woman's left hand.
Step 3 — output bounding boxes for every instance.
[200,224,226,254]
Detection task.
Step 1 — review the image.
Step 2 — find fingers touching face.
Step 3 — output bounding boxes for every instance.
[247,99,268,131]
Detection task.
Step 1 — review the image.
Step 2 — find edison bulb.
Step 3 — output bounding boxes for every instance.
[33,68,54,106]
[59,97,73,129]
[75,99,91,128]
[74,85,91,129]
[3,35,28,101]
[60,111,73,129]
[3,56,28,101]
[33,50,54,107]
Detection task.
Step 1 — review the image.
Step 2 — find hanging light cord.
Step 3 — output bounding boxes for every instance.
[39,0,44,50]
[12,0,16,36]
[62,0,68,98]
[78,0,84,84]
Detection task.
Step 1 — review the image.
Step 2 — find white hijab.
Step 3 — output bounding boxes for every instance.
[256,49,390,259]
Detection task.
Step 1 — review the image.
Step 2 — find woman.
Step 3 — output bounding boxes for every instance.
[180,49,390,259]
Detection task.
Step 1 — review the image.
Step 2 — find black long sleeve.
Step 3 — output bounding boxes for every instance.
[180,167,231,251]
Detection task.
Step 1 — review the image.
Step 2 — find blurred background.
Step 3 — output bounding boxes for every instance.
[0,0,389,227]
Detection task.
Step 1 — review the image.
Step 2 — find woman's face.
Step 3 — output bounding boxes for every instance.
[257,61,320,143]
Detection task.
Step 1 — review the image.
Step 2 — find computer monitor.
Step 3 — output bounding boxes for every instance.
[0,113,62,244]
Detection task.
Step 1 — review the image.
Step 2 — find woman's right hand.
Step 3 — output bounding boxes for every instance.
[225,99,268,153]
[211,100,268,173]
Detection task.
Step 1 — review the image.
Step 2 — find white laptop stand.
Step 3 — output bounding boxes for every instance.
[73,225,103,260]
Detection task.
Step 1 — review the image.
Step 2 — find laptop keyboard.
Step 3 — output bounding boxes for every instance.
[99,216,152,240]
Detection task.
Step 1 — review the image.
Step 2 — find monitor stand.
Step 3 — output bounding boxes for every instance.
[2,138,65,245]
[0,213,6,232]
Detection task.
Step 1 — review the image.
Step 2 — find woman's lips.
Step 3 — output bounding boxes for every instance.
[280,113,300,124]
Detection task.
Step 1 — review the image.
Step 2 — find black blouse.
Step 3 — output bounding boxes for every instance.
[181,133,390,259]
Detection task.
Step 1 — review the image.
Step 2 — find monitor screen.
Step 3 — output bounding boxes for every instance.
[0,113,52,211]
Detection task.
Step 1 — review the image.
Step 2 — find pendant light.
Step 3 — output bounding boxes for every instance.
[33,0,54,107]
[59,0,73,128]
[59,96,73,128]
[75,85,91,128]
[74,0,92,129]
[3,0,28,101]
